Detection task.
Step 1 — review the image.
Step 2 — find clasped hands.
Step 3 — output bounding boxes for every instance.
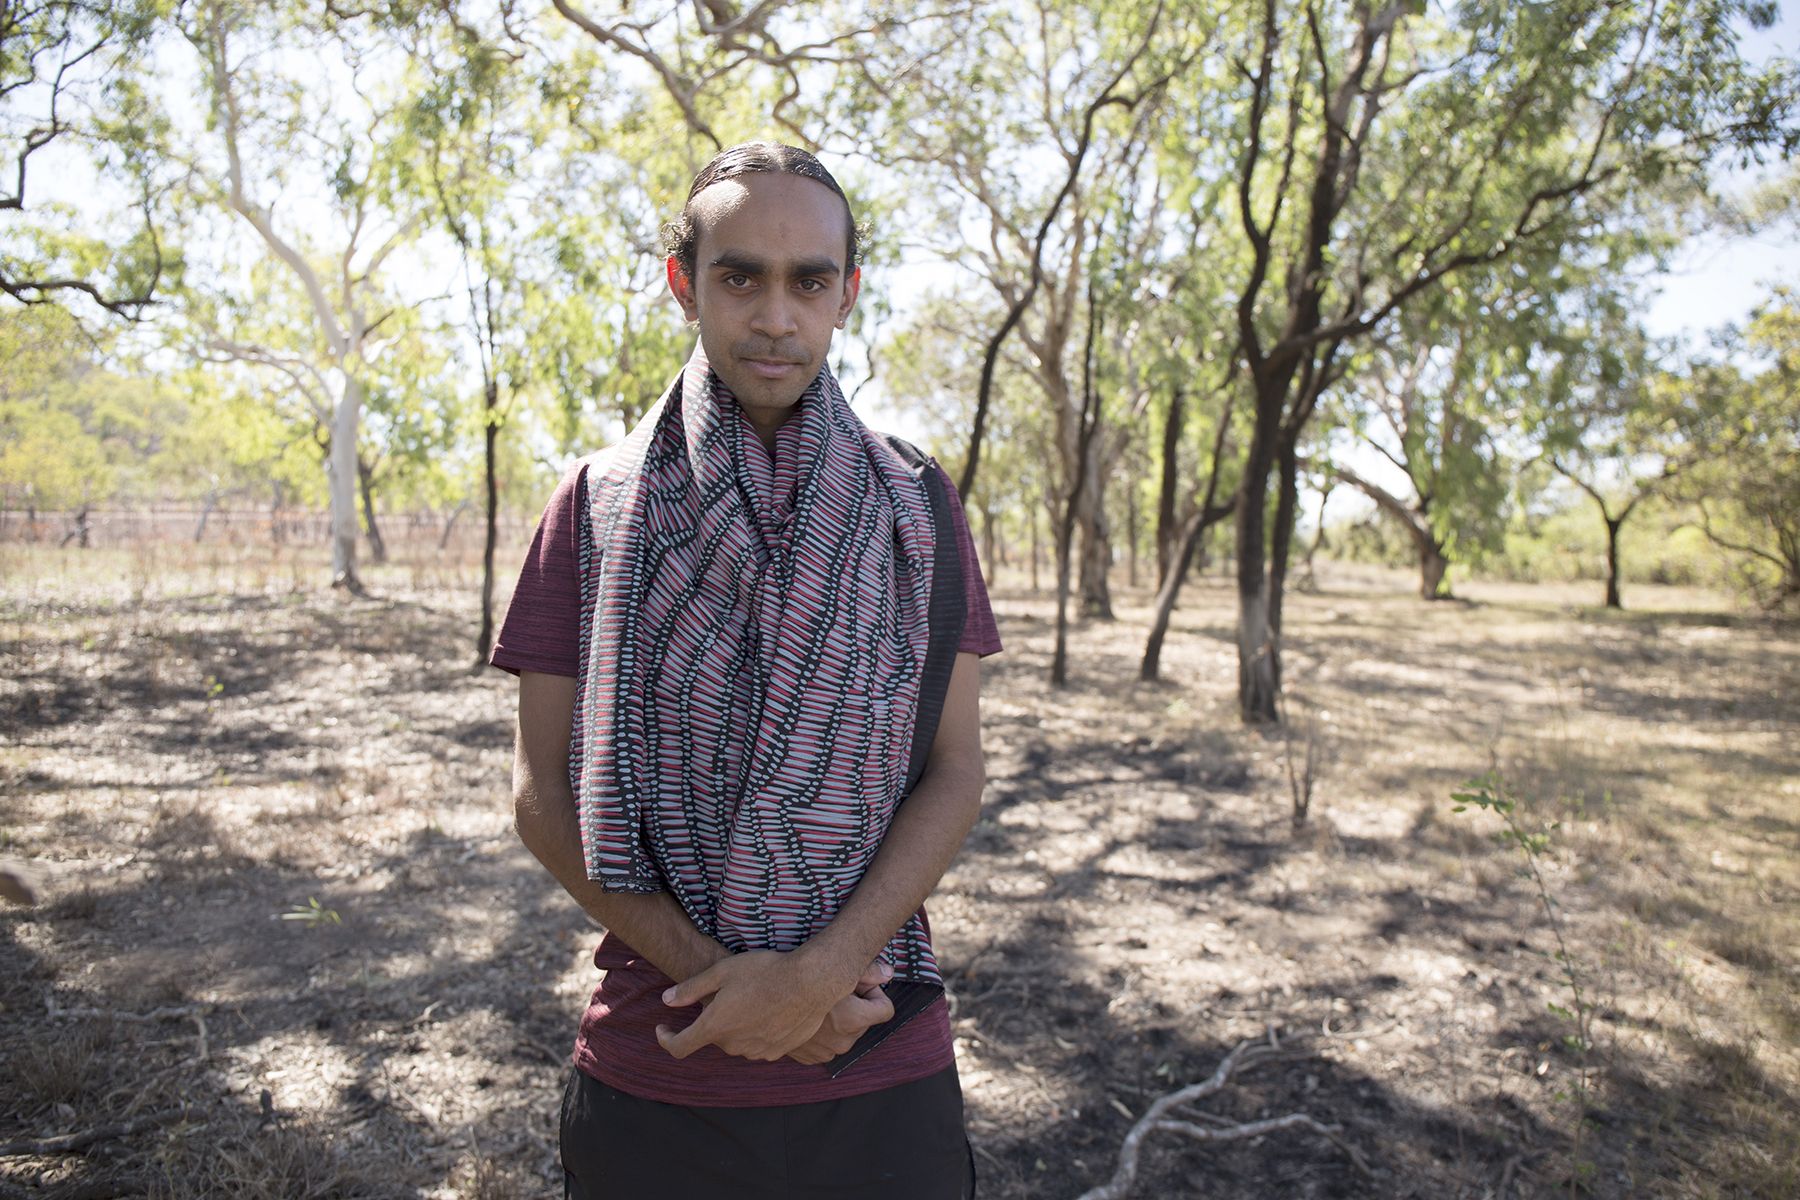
[654,949,896,1066]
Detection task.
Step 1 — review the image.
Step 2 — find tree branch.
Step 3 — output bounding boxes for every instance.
[1075,1028,1369,1200]
[199,6,349,357]
[958,0,1175,498]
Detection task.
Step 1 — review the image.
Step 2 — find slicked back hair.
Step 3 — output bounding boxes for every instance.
[662,142,861,281]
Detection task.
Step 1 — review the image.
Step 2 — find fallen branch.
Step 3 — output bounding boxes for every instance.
[0,1108,185,1157]
[1075,1029,1371,1199]
[45,995,209,1024]
[0,1177,134,1200]
[1159,1113,1373,1176]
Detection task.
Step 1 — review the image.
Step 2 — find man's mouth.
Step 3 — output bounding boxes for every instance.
[743,357,802,380]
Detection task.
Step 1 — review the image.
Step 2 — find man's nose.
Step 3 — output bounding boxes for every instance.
[748,289,799,339]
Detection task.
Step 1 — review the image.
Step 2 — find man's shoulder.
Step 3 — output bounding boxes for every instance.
[864,431,967,510]
[574,444,623,472]
[865,428,939,477]
[561,444,625,490]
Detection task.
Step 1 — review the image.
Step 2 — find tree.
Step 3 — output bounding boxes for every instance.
[1211,0,1796,721]
[548,0,974,152]
[0,304,111,533]
[179,0,437,593]
[402,15,690,661]
[1323,276,1553,601]
[1667,296,1800,609]
[1529,318,1678,609]
[0,304,227,542]
[0,0,174,319]
[855,0,1186,682]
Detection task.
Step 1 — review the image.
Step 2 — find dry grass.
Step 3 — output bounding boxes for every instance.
[2,536,1795,1198]
[7,1019,115,1108]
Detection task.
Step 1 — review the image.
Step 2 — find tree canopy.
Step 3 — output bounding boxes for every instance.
[2,0,1796,694]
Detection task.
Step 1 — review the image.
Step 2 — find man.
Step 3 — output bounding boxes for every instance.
[491,142,1001,1198]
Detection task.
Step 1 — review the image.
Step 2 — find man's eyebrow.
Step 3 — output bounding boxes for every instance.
[708,251,767,276]
[787,255,843,279]
[708,251,842,279]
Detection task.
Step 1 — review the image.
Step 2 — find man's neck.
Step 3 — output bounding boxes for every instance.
[741,409,786,456]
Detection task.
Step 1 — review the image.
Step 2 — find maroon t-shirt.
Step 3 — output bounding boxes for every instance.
[492,433,1001,1107]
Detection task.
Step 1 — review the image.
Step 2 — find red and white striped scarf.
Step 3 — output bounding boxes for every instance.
[573,348,942,983]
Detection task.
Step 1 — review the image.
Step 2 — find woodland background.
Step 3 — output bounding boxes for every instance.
[2,2,1798,1198]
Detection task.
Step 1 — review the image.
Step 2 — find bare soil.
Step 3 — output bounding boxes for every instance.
[2,541,1796,1199]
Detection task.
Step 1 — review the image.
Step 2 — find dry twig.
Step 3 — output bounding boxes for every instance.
[1074,1028,1371,1200]
[0,1108,186,1158]
[44,996,208,1024]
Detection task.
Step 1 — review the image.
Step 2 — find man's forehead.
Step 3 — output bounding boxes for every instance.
[689,179,755,226]
[689,173,851,261]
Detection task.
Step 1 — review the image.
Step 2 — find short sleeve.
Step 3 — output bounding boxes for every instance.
[935,468,1003,657]
[489,462,588,677]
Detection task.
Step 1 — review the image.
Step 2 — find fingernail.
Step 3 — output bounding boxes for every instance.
[662,988,676,1005]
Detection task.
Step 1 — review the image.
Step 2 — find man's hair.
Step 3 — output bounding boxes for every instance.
[662,141,862,280]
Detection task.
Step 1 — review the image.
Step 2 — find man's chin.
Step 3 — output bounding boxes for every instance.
[719,367,814,411]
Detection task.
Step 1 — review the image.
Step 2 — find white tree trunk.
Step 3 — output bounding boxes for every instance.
[329,374,363,590]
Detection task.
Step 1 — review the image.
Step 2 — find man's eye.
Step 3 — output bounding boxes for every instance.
[797,279,826,293]
[724,273,752,288]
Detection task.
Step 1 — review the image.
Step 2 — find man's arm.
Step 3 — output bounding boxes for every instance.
[512,670,729,982]
[658,651,986,1061]
[511,670,896,1053]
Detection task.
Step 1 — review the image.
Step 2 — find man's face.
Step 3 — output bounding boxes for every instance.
[667,172,860,437]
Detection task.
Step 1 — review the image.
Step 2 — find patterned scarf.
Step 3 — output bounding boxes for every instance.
[572,348,942,984]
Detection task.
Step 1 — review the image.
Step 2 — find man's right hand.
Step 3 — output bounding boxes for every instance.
[786,960,896,1065]
[656,952,897,1063]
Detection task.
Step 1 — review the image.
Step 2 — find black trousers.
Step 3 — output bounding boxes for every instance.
[560,1064,977,1199]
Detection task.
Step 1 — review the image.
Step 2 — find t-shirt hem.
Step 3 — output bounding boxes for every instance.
[571,1004,956,1108]
[489,647,579,677]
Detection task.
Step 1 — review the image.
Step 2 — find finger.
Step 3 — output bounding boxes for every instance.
[655,1017,713,1060]
[662,964,723,1009]
[856,959,894,991]
[841,991,894,1026]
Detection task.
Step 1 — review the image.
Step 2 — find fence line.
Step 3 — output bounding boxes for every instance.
[0,506,537,550]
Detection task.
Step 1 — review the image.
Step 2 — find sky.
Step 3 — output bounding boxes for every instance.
[1640,2,1800,352]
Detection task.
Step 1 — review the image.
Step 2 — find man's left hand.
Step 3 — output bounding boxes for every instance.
[786,960,896,1065]
[655,949,849,1062]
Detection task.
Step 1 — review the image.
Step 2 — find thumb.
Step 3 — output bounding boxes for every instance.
[855,959,894,996]
[848,988,896,1025]
[662,962,725,1009]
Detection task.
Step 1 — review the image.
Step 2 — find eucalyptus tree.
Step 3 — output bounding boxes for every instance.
[843,0,1188,681]
[546,0,977,152]
[170,0,447,593]
[1321,273,1561,600]
[1203,0,1796,721]
[881,290,1057,596]
[351,311,469,564]
[0,304,112,533]
[404,20,560,656]
[0,0,175,319]
[401,12,696,658]
[1136,193,1245,682]
[1519,304,1680,609]
[1666,296,1800,610]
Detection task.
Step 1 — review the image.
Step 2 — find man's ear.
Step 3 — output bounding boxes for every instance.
[835,266,861,330]
[667,256,699,322]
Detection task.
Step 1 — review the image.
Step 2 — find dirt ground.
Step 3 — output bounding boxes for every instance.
[2,538,1796,1199]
